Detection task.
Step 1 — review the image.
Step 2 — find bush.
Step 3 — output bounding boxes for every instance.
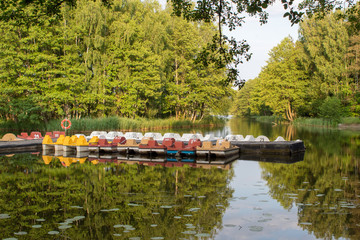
[319,96,344,124]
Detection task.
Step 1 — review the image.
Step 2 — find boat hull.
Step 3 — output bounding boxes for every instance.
[42,144,54,151]
[76,145,89,152]
[196,148,239,158]
[139,148,166,155]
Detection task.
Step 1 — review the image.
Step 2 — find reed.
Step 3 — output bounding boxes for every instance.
[0,116,226,134]
[340,117,360,125]
[44,116,226,132]
[293,117,338,127]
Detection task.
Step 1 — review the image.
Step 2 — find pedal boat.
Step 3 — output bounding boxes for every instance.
[139,138,167,155]
[90,136,126,152]
[42,135,56,151]
[117,138,139,154]
[75,135,99,152]
[53,135,66,152]
[63,135,78,152]
[163,138,201,156]
[196,139,239,158]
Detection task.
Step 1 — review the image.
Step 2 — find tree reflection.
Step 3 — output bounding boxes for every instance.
[260,133,360,239]
[0,154,234,239]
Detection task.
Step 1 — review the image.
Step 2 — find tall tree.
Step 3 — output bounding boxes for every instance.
[299,13,349,97]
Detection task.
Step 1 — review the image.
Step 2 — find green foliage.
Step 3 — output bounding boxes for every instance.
[233,37,309,121]
[0,154,234,239]
[341,117,360,124]
[43,116,225,132]
[0,0,233,124]
[319,96,344,124]
[232,10,360,122]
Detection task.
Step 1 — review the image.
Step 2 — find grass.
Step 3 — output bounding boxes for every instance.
[340,117,360,125]
[293,117,337,127]
[289,117,360,128]
[0,116,226,134]
[250,115,360,128]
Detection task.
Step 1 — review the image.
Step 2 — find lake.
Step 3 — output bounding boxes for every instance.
[0,117,359,240]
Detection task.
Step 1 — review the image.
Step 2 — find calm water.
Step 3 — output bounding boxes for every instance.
[0,118,359,240]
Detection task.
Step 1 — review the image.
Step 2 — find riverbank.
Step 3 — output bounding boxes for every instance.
[251,116,360,130]
[0,116,226,134]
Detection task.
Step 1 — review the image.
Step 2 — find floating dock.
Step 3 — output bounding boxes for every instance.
[232,140,305,155]
[0,132,306,165]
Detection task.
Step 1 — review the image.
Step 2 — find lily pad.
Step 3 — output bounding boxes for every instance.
[73,216,85,221]
[174,216,182,219]
[224,224,237,227]
[0,214,11,219]
[151,237,164,240]
[129,237,141,240]
[113,234,122,237]
[300,222,312,225]
[128,203,141,207]
[36,218,46,222]
[150,224,158,227]
[152,212,160,215]
[182,230,196,235]
[32,225,42,228]
[48,231,60,235]
[195,233,211,237]
[258,219,272,223]
[160,205,172,209]
[249,226,263,232]
[3,238,18,240]
[70,206,83,209]
[14,232,27,235]
[59,225,72,230]
[189,208,200,212]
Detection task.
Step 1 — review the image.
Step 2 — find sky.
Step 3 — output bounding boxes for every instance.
[159,0,300,82]
[230,2,300,81]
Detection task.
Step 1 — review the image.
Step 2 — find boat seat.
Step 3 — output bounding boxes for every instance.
[163,138,175,147]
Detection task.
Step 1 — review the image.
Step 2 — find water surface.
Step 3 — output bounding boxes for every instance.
[0,118,359,239]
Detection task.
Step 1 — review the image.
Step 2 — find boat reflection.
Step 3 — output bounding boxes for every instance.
[42,148,304,167]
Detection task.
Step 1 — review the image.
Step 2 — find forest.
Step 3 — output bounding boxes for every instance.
[1,0,359,127]
[231,9,360,122]
[0,0,233,125]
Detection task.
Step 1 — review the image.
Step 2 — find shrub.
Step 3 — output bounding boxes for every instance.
[319,96,344,124]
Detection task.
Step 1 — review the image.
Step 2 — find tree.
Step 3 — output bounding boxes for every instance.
[1,0,358,86]
[232,37,309,121]
[299,13,349,98]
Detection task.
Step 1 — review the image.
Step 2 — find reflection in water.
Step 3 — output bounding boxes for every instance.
[0,153,234,239]
[0,118,359,239]
[228,118,360,239]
